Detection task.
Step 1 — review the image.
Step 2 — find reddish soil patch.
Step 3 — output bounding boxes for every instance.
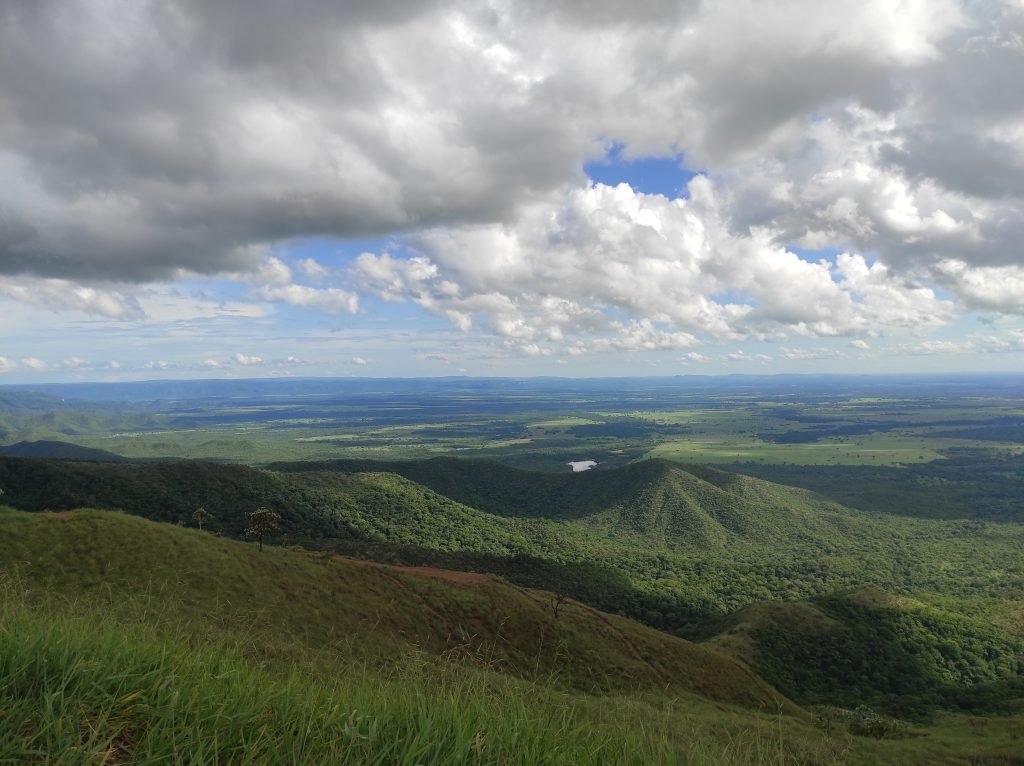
[390,565,489,585]
[324,554,490,586]
[40,511,76,519]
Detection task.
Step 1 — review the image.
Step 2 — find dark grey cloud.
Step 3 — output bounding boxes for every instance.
[882,131,1024,199]
[516,0,700,27]
[1,0,1022,309]
[914,5,1024,122]
[0,0,586,281]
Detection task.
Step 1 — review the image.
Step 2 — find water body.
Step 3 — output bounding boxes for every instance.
[568,460,597,472]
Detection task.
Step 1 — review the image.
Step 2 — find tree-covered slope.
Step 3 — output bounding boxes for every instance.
[0,454,878,557]
[0,457,345,539]
[706,586,1024,720]
[0,440,128,461]
[0,457,612,560]
[270,457,874,553]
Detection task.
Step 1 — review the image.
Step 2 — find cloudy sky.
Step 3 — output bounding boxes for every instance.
[1,0,1024,382]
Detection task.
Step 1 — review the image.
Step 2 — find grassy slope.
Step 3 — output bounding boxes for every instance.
[0,587,946,766]
[5,507,1024,764]
[0,506,788,710]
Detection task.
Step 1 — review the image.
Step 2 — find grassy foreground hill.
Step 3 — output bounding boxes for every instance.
[0,506,787,706]
[0,508,815,764]
[4,506,1024,764]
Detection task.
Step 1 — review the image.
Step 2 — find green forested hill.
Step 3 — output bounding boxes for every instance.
[0,457,345,539]
[3,455,1024,720]
[0,440,128,461]
[726,451,1024,522]
[0,455,876,556]
[271,457,875,552]
[707,586,1024,719]
[0,394,160,444]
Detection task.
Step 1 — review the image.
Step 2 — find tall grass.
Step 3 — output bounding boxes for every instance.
[0,578,860,765]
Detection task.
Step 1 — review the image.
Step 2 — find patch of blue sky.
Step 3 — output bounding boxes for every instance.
[709,289,750,305]
[172,277,251,302]
[274,235,400,269]
[930,285,958,302]
[785,245,845,266]
[350,294,454,330]
[584,144,698,199]
[590,304,634,322]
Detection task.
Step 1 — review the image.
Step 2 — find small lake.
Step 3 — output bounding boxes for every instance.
[567,460,597,472]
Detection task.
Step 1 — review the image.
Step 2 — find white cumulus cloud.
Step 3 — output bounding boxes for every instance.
[256,284,359,314]
[0,277,143,319]
[233,352,264,366]
[1,0,1022,366]
[19,356,48,370]
[356,181,955,355]
[297,258,329,280]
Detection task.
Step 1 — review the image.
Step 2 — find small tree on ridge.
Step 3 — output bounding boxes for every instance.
[245,507,281,552]
[192,506,211,531]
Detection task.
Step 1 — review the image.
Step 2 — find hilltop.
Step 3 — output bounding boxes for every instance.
[0,455,875,556]
[0,506,808,765]
[271,456,871,552]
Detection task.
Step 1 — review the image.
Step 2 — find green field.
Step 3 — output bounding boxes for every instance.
[646,434,952,465]
[5,377,1024,471]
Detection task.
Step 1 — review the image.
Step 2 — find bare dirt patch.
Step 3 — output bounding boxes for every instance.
[390,565,489,585]
[326,554,490,586]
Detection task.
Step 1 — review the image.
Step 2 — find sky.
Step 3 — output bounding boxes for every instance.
[1,0,1024,382]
